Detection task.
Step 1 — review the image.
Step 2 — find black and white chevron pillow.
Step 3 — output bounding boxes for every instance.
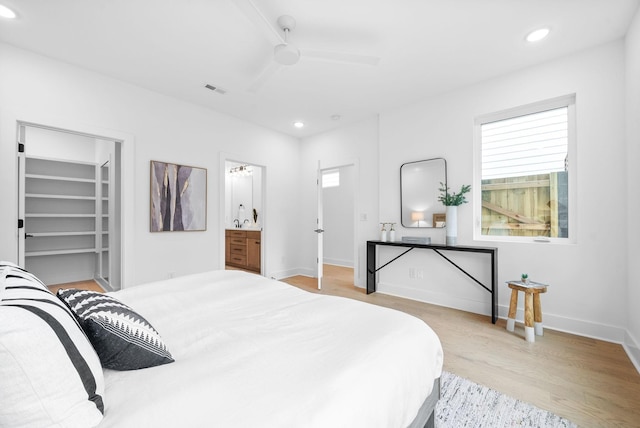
[57,289,174,370]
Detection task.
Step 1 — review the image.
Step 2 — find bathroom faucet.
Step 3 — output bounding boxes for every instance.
[243,219,250,227]
[234,219,240,228]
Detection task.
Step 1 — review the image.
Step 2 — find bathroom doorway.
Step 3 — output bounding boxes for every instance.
[222,159,265,275]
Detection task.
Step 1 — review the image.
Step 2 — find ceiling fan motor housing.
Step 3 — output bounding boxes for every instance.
[274,43,300,65]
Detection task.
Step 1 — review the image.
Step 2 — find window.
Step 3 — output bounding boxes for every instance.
[322,169,340,188]
[474,95,575,242]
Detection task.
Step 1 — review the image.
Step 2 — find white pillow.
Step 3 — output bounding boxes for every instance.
[0,262,105,428]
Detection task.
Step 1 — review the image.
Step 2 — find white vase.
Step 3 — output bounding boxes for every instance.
[446,205,457,246]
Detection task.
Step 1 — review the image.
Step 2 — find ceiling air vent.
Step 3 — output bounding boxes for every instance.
[204,84,227,95]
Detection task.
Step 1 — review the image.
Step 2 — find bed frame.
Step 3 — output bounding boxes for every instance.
[407,377,440,428]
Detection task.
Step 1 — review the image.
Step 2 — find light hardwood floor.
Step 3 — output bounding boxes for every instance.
[48,279,104,294]
[282,264,640,428]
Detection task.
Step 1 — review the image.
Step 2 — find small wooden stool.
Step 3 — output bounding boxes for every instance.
[506,281,548,342]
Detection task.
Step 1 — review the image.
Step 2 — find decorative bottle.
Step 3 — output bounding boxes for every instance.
[389,223,396,242]
[380,223,387,242]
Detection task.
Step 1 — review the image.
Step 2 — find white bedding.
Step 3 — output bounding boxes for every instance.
[98,270,443,428]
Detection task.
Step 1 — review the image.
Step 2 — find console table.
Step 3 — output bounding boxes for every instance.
[366,241,498,323]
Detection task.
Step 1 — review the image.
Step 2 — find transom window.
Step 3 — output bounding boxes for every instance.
[322,169,340,188]
[474,95,575,242]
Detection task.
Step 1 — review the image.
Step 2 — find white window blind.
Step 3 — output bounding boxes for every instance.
[481,107,568,179]
[322,169,340,188]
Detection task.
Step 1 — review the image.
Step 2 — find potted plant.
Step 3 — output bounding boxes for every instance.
[521,273,529,284]
[438,183,471,246]
[438,182,471,206]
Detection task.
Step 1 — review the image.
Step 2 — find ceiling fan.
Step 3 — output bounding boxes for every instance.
[234,0,381,92]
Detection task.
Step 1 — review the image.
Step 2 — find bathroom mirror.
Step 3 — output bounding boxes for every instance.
[400,158,447,228]
[225,161,263,229]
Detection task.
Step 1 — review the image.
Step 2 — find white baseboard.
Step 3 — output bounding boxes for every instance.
[271,263,355,281]
[624,330,640,374]
[378,282,493,319]
[323,258,354,268]
[269,267,315,281]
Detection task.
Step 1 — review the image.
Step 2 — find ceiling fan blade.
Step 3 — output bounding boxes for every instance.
[232,0,284,45]
[302,49,380,66]
[247,60,282,93]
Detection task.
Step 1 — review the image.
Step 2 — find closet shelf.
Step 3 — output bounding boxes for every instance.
[26,213,96,218]
[28,231,95,237]
[25,248,97,257]
[26,193,96,201]
[26,173,96,184]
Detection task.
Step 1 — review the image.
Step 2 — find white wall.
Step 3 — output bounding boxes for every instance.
[323,165,355,267]
[0,42,300,285]
[625,8,640,370]
[25,126,96,163]
[299,117,380,286]
[377,41,628,343]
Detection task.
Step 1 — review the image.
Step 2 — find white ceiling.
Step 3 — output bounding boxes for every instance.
[0,0,638,137]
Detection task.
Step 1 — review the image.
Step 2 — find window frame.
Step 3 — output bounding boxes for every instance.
[472,94,577,244]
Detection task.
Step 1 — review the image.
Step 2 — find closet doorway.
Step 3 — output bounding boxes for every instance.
[17,123,123,291]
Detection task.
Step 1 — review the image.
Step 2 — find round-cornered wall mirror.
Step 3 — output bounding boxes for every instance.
[400,158,447,228]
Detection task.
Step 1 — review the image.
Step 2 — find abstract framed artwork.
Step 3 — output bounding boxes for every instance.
[150,160,207,232]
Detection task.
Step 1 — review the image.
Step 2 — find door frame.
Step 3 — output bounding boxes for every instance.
[316,161,323,289]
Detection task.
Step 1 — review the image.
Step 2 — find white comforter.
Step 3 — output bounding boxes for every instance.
[99,270,443,428]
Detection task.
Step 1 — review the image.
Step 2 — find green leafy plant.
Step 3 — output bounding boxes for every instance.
[438,182,471,206]
[521,273,528,280]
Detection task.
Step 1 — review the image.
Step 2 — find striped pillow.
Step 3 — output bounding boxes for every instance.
[0,261,104,428]
[57,289,174,370]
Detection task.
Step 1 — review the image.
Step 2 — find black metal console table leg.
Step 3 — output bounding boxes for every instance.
[366,241,376,294]
[491,251,498,324]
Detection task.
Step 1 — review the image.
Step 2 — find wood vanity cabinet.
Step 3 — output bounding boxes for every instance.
[225,229,261,273]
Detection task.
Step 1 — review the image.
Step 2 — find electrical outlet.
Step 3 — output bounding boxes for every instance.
[409,268,416,279]
[417,269,424,279]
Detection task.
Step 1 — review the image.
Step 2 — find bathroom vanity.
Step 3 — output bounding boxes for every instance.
[225,229,261,273]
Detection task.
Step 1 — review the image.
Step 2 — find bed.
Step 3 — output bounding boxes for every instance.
[1,264,443,428]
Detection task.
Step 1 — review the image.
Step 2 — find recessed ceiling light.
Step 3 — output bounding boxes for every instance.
[0,4,17,19]
[526,28,550,43]
[293,121,304,128]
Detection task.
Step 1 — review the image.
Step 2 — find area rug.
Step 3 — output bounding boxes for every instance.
[435,371,577,428]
